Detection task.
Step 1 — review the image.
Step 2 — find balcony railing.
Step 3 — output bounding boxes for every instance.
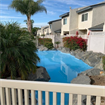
[0,79,105,105]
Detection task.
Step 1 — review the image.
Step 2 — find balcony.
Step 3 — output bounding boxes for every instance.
[0,79,105,105]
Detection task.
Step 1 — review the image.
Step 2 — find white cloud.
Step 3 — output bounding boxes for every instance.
[53,0,87,6]
[56,9,68,13]
[43,1,52,6]
[21,23,27,27]
[0,10,9,14]
[0,16,23,19]
[33,22,48,27]
[0,19,11,22]
[0,4,9,9]
[21,22,48,28]
[47,10,55,15]
[0,4,9,7]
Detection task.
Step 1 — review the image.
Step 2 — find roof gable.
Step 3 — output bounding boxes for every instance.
[48,19,61,24]
[59,12,69,18]
[77,2,105,14]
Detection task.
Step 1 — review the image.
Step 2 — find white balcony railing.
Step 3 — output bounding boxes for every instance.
[0,79,105,105]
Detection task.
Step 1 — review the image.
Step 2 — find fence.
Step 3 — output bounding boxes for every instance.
[40,34,88,47]
[40,35,55,45]
[39,33,105,54]
[0,79,105,105]
[87,32,105,54]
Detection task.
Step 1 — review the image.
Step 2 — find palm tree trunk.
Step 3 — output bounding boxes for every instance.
[27,15,32,33]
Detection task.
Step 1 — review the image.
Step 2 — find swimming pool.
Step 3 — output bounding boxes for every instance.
[36,50,92,105]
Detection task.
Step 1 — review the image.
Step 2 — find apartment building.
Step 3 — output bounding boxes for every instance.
[37,26,49,36]
[60,1,105,35]
[48,19,61,35]
[60,12,70,35]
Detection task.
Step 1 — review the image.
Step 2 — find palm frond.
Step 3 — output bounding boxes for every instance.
[0,22,40,79]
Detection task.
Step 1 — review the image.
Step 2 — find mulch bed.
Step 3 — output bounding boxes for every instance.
[90,75,105,105]
[90,75,105,86]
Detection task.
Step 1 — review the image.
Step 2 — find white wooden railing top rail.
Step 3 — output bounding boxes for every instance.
[0,79,105,105]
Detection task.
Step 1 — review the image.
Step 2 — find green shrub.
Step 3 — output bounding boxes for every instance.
[0,22,40,79]
[44,42,53,49]
[55,41,60,48]
[41,34,45,37]
[63,36,87,51]
[102,56,105,72]
[38,38,52,45]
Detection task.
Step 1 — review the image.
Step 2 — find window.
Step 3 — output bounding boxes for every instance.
[82,13,88,22]
[50,24,51,29]
[63,18,67,25]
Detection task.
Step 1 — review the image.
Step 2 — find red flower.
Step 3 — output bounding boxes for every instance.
[76,31,79,36]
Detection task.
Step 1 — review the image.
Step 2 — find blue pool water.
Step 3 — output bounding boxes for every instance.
[36,50,92,105]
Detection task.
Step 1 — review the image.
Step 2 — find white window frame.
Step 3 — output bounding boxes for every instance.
[50,24,52,29]
[82,13,88,22]
[63,18,67,25]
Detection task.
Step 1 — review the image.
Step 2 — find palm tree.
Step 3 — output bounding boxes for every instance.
[0,22,40,79]
[55,41,60,48]
[24,19,34,29]
[9,0,47,33]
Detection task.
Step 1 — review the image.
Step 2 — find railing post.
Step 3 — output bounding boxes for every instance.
[38,90,42,105]
[86,95,91,105]
[25,89,29,105]
[18,89,23,105]
[6,88,11,105]
[61,93,64,105]
[0,87,5,105]
[31,90,36,105]
[96,96,101,105]
[69,94,73,105]
[78,94,82,105]
[53,92,57,105]
[12,88,17,105]
[45,91,49,105]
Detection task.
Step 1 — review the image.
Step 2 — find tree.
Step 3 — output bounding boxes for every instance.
[41,34,45,45]
[24,19,34,29]
[32,27,41,36]
[10,0,47,33]
[55,41,60,48]
[0,22,40,79]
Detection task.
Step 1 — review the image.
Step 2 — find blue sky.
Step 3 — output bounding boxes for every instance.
[0,0,104,27]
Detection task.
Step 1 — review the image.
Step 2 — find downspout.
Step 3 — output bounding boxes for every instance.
[104,23,105,54]
[69,7,72,35]
[103,23,105,32]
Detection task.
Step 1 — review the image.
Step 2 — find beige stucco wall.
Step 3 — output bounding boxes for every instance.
[78,10,93,30]
[92,5,105,27]
[103,23,105,32]
[69,8,78,34]
[43,29,46,35]
[69,5,105,34]
[61,16,70,35]
[49,20,61,35]
[37,30,41,36]
[49,24,52,34]
[38,26,49,35]
[43,27,49,35]
[41,27,44,35]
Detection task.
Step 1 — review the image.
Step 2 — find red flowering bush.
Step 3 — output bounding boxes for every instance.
[63,36,87,51]
[76,31,79,36]
[38,38,52,45]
